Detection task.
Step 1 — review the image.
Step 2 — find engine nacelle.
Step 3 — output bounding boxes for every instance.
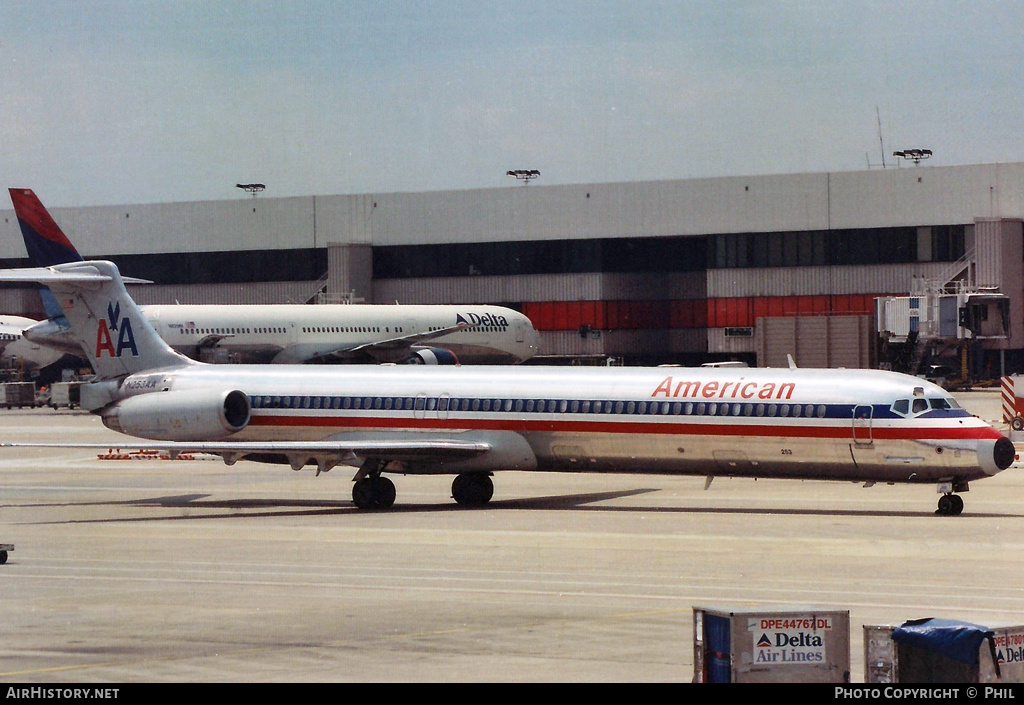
[101,388,250,441]
[404,347,460,365]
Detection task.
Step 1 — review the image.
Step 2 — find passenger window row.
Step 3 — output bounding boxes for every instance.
[249,395,832,419]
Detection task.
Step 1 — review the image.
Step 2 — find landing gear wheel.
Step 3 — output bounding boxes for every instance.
[937,493,964,516]
[1013,417,1024,431]
[352,476,396,510]
[0,551,6,565]
[452,473,494,506]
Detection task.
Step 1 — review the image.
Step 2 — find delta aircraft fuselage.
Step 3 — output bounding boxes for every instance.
[0,314,63,369]
[9,187,540,366]
[138,303,539,365]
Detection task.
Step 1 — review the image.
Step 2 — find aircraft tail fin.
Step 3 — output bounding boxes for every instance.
[0,261,194,380]
[9,188,85,321]
[9,189,84,267]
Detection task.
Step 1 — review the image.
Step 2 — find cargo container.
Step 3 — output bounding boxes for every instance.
[865,619,1024,683]
[48,381,84,409]
[0,382,36,408]
[693,606,850,683]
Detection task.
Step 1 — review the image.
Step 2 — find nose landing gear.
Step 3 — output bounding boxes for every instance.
[936,493,964,516]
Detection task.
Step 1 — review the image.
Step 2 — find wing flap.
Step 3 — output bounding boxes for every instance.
[0,439,492,474]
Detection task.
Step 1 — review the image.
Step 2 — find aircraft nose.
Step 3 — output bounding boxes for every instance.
[976,436,1016,475]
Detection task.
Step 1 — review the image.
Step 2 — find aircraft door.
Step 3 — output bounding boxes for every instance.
[852,405,873,445]
[515,319,525,343]
[414,393,449,420]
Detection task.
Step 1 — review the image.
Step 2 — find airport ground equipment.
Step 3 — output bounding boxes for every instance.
[48,380,84,409]
[693,605,850,683]
[0,382,36,408]
[865,618,1024,683]
[1001,375,1024,430]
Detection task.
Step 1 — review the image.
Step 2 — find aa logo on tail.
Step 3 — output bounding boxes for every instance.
[95,300,139,358]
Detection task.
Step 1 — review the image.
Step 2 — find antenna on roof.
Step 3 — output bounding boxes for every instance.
[876,107,887,170]
[866,108,890,169]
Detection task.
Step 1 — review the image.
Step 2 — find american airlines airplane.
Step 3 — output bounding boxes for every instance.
[8,188,540,365]
[0,260,1015,515]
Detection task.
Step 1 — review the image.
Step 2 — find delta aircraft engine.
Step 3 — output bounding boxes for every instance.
[404,347,460,365]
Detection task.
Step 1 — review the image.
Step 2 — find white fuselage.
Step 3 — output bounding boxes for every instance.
[143,303,538,364]
[26,303,541,365]
[0,315,63,369]
[113,363,1010,485]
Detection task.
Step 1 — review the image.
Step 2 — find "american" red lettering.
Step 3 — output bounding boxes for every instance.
[650,376,795,401]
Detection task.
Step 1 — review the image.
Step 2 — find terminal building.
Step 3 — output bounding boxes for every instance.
[2,161,1023,377]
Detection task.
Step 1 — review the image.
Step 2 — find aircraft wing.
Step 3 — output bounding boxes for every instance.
[196,333,235,348]
[292,322,468,364]
[0,438,492,474]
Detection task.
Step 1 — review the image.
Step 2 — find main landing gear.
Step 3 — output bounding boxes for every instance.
[936,493,964,516]
[451,472,493,507]
[350,462,495,510]
[351,459,397,509]
[352,475,396,510]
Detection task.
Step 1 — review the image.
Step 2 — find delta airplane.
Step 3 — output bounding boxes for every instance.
[0,315,63,370]
[8,188,540,365]
[0,259,1015,515]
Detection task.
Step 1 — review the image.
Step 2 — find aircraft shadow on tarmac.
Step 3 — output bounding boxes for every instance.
[19,488,1023,523]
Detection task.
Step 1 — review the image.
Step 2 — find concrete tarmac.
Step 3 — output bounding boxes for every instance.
[1,389,1023,683]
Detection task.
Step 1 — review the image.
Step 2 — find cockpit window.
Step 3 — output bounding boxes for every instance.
[895,396,961,416]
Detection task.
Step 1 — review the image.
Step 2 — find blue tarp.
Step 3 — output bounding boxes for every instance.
[892,618,995,665]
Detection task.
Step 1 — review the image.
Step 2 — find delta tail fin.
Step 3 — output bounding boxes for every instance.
[9,188,84,267]
[9,188,85,321]
[0,261,193,380]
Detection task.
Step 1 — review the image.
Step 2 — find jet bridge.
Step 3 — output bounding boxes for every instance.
[876,277,1009,387]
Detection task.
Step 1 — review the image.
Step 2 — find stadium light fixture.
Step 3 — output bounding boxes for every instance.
[892,149,932,165]
[506,170,540,184]
[236,183,266,197]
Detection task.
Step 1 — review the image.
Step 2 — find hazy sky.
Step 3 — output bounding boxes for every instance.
[2,1,1022,207]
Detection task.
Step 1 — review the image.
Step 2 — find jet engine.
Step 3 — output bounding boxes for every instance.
[101,388,250,441]
[403,347,460,365]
